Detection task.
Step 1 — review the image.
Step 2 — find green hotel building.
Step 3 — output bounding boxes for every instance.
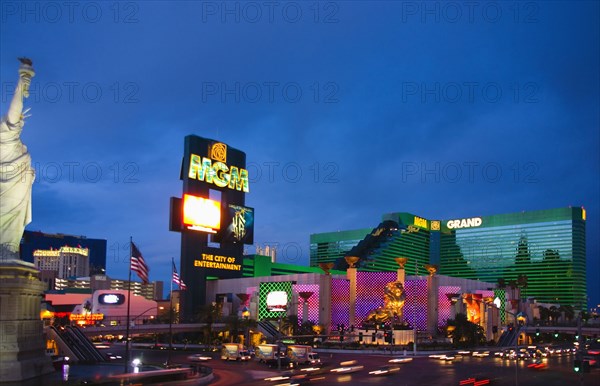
[310,207,587,309]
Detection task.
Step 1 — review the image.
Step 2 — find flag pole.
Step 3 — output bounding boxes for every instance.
[168,257,174,365]
[124,237,133,374]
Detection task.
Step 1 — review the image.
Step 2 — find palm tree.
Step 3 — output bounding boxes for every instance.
[447,313,486,348]
[497,278,506,289]
[515,274,528,299]
[559,305,575,324]
[580,310,591,324]
[290,320,317,345]
[538,305,550,324]
[548,306,561,325]
[221,315,243,343]
[197,303,221,346]
[156,306,177,324]
[278,314,298,336]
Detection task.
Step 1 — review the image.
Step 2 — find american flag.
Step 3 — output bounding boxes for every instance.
[172,260,187,290]
[130,242,149,284]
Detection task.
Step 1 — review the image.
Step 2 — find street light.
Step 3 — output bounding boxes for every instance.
[266,291,288,371]
[483,297,520,386]
[132,358,141,373]
[242,307,250,347]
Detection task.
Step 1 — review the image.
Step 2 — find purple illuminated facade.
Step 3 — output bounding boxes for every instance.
[331,278,350,329]
[355,272,396,326]
[438,286,461,329]
[403,279,428,331]
[294,284,320,324]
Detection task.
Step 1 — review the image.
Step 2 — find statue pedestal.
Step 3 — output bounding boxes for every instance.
[0,260,54,383]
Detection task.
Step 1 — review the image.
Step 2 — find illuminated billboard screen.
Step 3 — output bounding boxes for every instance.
[213,204,254,245]
[182,194,221,233]
[266,291,288,312]
[98,293,125,305]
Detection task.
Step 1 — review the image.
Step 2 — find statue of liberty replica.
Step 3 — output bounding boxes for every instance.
[1,58,35,259]
[0,58,53,383]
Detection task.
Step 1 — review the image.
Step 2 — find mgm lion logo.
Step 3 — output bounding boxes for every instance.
[365,281,406,324]
[210,142,227,162]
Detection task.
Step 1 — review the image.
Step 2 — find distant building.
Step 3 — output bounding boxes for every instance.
[309,228,371,267]
[20,230,107,275]
[109,278,164,301]
[34,246,90,290]
[41,273,163,301]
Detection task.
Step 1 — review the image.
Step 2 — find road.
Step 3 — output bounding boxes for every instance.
[104,345,599,386]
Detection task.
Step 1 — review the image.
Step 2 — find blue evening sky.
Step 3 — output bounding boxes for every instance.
[1,1,598,307]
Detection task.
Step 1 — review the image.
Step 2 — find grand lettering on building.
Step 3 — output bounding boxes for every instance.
[446,217,483,229]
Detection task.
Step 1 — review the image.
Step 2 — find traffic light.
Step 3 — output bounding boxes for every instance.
[554,331,559,338]
[385,331,393,343]
[574,359,581,373]
[535,329,540,337]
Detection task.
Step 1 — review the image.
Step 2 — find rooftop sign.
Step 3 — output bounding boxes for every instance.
[446,217,483,229]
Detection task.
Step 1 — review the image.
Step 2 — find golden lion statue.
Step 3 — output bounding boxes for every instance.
[365,281,406,323]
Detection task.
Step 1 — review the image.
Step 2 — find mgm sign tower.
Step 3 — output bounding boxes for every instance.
[170,135,254,320]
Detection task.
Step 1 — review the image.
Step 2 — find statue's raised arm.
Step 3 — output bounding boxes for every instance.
[2,58,35,131]
[0,58,36,260]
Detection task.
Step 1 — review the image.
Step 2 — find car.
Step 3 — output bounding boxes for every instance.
[517,349,531,360]
[187,354,212,362]
[368,365,400,376]
[388,357,413,364]
[106,352,123,360]
[330,365,364,374]
[330,361,364,374]
[428,354,455,361]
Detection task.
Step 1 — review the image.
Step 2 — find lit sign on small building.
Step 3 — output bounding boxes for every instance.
[69,313,104,321]
[33,246,89,257]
